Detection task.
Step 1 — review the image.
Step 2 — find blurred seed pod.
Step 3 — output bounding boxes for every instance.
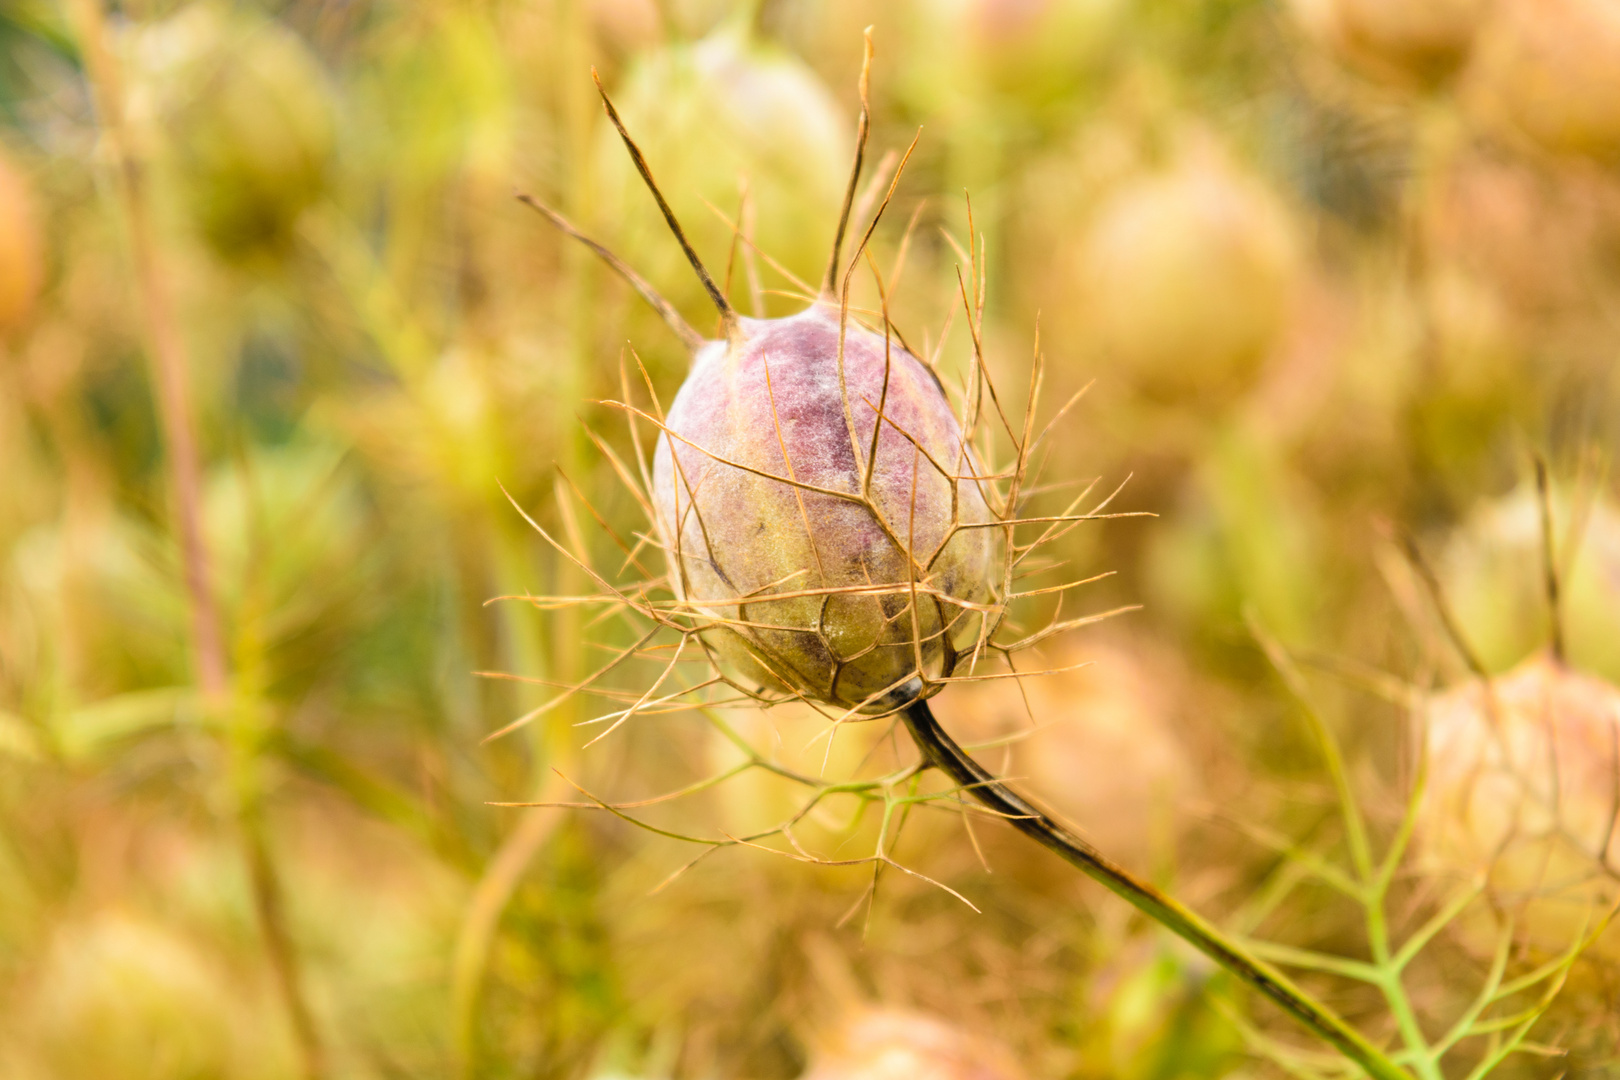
[341,347,540,513]
[588,0,662,57]
[1289,0,1486,86]
[915,0,1123,105]
[594,26,849,316]
[1074,149,1301,402]
[1144,428,1324,644]
[800,1006,1027,1080]
[0,148,42,332]
[1423,154,1620,321]
[130,2,334,259]
[1419,654,1620,960]
[1438,484,1620,683]
[933,640,1196,870]
[23,911,253,1080]
[1465,0,1620,161]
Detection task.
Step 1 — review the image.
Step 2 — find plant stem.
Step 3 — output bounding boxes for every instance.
[451,798,566,1078]
[901,698,1411,1080]
[67,0,226,700]
[68,5,324,1076]
[243,801,329,1079]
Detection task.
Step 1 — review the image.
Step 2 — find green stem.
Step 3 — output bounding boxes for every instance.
[901,698,1410,1080]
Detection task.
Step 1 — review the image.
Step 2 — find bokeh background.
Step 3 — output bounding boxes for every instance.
[2,0,1619,1077]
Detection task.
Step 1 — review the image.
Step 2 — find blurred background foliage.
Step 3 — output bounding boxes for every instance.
[0,0,1618,1077]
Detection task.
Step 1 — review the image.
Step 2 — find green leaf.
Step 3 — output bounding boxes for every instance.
[53,688,202,761]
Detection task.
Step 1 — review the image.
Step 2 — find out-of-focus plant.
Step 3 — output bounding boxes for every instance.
[63,2,333,1076]
[1146,427,1327,647]
[907,0,1124,116]
[587,0,662,59]
[935,637,1197,870]
[0,145,41,331]
[126,1,333,262]
[1074,140,1301,404]
[594,21,850,323]
[1289,0,1486,87]
[1217,611,1615,1080]
[19,910,273,1080]
[1465,0,1620,163]
[1078,935,1242,1080]
[800,1005,1028,1080]
[1421,654,1620,962]
[1439,480,1620,683]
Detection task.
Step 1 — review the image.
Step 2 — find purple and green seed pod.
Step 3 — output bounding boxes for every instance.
[532,51,1004,711]
[654,305,997,710]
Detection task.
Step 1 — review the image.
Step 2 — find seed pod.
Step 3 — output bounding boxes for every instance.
[131,3,334,258]
[533,52,1003,712]
[1289,0,1485,85]
[653,306,997,708]
[801,1007,1027,1080]
[1075,153,1299,402]
[1466,0,1620,161]
[1420,654,1620,959]
[0,148,42,332]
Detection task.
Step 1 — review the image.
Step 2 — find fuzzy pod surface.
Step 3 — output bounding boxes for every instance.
[652,305,998,711]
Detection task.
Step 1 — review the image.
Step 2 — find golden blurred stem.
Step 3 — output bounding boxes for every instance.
[1404,100,1466,421]
[1409,101,1465,230]
[67,0,227,701]
[69,5,325,1077]
[235,563,331,1080]
[1533,457,1565,664]
[448,521,567,1078]
[902,699,1411,1080]
[242,799,329,1079]
[553,0,593,762]
[450,795,567,1078]
[449,6,594,1074]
